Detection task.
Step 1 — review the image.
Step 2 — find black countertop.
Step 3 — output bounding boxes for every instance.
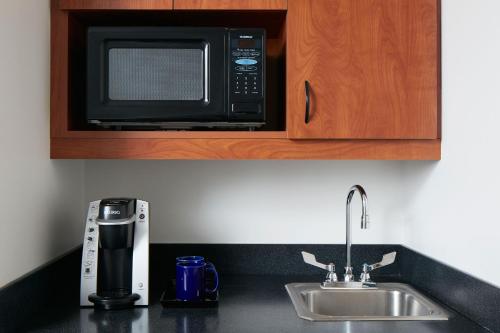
[24,275,488,333]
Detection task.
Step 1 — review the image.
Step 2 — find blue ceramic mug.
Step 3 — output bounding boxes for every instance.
[176,256,206,264]
[176,259,219,301]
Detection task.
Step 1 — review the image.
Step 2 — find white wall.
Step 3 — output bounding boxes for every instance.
[0,0,85,287]
[401,0,500,288]
[85,161,404,244]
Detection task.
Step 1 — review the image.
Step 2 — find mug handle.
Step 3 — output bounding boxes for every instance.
[205,261,219,294]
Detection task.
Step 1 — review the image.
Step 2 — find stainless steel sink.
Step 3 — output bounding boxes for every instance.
[286,282,449,321]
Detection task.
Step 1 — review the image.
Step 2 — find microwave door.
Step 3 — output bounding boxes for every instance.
[86,27,226,124]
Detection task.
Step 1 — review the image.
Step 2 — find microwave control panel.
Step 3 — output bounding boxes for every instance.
[228,29,265,122]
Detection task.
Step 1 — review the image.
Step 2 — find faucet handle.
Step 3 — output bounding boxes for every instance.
[301,251,337,283]
[302,251,331,270]
[360,251,397,282]
[373,251,397,269]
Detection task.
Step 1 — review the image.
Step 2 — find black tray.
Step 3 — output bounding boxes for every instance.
[160,280,219,308]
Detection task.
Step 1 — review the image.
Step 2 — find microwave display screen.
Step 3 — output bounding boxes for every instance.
[232,39,261,49]
[108,48,204,101]
[235,39,256,49]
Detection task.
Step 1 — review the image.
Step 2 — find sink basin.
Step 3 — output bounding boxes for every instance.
[285,282,449,321]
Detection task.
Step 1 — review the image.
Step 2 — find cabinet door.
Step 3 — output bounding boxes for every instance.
[287,0,439,139]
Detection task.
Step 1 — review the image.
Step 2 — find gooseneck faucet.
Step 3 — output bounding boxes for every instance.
[301,184,397,288]
[344,185,368,282]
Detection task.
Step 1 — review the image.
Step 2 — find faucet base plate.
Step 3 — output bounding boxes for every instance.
[321,281,377,289]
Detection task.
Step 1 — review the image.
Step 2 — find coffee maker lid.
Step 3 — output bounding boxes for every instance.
[97,198,136,222]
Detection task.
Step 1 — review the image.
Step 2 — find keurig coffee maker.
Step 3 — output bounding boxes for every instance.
[80,198,149,309]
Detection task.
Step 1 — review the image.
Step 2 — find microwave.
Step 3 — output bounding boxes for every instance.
[86,27,266,129]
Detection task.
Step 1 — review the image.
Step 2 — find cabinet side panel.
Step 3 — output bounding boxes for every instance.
[50,7,69,137]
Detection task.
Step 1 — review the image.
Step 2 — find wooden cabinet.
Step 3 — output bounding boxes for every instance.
[173,0,287,10]
[56,0,174,10]
[50,0,441,160]
[287,0,439,139]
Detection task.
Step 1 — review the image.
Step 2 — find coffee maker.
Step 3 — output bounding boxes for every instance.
[80,198,149,309]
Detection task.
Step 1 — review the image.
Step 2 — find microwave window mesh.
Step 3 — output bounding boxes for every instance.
[108,48,204,101]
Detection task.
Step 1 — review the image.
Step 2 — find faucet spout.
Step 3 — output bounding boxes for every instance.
[345,185,368,282]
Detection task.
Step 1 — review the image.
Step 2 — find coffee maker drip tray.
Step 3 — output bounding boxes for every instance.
[88,293,140,310]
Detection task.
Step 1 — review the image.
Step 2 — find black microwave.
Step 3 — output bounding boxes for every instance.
[86,27,266,129]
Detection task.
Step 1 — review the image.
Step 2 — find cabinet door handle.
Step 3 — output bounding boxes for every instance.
[305,80,311,124]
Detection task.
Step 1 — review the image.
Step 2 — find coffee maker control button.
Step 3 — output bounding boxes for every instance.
[89,227,95,233]
[83,261,93,275]
[87,237,93,241]
[138,282,143,288]
[139,214,145,219]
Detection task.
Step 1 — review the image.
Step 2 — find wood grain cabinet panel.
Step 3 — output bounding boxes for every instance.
[51,138,440,160]
[56,0,173,10]
[174,0,287,10]
[287,0,439,139]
